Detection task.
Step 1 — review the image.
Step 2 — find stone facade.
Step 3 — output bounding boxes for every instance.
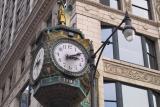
[0,0,159,107]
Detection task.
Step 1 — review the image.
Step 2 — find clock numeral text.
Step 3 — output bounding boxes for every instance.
[58,58,61,62]
[68,45,72,49]
[69,66,72,70]
[63,45,67,49]
[59,48,63,51]
[79,63,82,67]
[81,58,84,62]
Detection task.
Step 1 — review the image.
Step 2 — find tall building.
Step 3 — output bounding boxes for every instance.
[0,0,160,107]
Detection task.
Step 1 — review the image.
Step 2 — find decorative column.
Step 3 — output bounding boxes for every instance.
[4,78,10,100]
[124,0,132,12]
[15,60,22,82]
[156,0,160,20]
[156,38,160,70]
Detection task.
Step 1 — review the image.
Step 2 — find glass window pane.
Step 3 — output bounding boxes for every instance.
[100,0,119,9]
[132,0,148,9]
[110,0,119,9]
[147,55,151,68]
[146,39,156,56]
[122,85,149,107]
[149,55,157,69]
[104,102,117,107]
[152,94,157,107]
[20,86,31,107]
[103,45,113,59]
[104,83,116,101]
[146,39,157,69]
[132,6,149,19]
[118,30,144,65]
[100,0,109,6]
[101,28,113,58]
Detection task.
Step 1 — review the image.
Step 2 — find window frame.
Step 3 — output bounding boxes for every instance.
[141,36,158,70]
[100,0,121,10]
[104,81,123,107]
[101,25,158,70]
[19,84,32,107]
[131,0,152,19]
[103,80,160,107]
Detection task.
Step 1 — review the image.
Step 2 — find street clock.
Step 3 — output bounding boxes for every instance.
[30,46,45,83]
[50,38,89,77]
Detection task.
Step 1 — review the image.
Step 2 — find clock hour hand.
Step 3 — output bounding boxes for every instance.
[66,54,79,60]
[69,53,82,57]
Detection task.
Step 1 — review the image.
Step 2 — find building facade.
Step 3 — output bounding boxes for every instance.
[0,0,160,107]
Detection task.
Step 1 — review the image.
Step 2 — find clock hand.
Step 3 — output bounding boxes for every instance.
[69,53,82,57]
[66,54,79,60]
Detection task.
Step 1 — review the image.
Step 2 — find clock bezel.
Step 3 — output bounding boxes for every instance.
[50,38,89,77]
[30,46,45,84]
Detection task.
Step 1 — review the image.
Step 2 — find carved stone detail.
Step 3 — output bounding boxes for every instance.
[156,0,160,20]
[124,0,132,12]
[104,62,160,86]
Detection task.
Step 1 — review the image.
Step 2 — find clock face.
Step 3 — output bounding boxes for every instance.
[50,39,88,76]
[32,48,44,81]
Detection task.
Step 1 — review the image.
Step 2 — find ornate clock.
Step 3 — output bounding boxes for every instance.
[31,47,45,83]
[50,38,89,77]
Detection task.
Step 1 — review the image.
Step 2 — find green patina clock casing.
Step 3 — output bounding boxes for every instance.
[30,25,91,107]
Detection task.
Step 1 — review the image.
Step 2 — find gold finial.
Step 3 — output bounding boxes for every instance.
[57,0,66,25]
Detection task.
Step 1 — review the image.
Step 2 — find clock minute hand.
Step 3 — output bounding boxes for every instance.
[69,53,82,57]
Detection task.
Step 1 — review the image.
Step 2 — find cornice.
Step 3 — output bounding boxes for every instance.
[76,0,160,27]
[0,0,55,81]
[103,59,160,89]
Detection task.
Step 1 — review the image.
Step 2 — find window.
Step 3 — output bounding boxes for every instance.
[25,0,30,16]
[152,92,160,107]
[104,82,117,107]
[21,55,25,73]
[103,81,160,107]
[122,85,149,107]
[101,27,114,58]
[131,0,151,19]
[19,85,31,107]
[118,31,144,66]
[145,38,158,69]
[100,0,120,9]
[101,25,158,70]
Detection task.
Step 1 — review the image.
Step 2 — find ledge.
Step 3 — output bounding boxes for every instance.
[76,0,160,27]
[102,58,160,90]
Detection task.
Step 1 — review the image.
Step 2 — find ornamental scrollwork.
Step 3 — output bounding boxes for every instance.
[156,0,160,20]
[125,0,132,12]
[104,62,160,86]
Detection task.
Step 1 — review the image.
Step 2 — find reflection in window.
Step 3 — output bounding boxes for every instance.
[122,85,149,107]
[131,0,151,19]
[118,30,144,65]
[101,27,113,58]
[104,81,160,107]
[152,92,160,107]
[104,82,117,107]
[153,94,157,107]
[145,38,158,69]
[19,85,31,107]
[101,25,158,70]
[100,0,120,9]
